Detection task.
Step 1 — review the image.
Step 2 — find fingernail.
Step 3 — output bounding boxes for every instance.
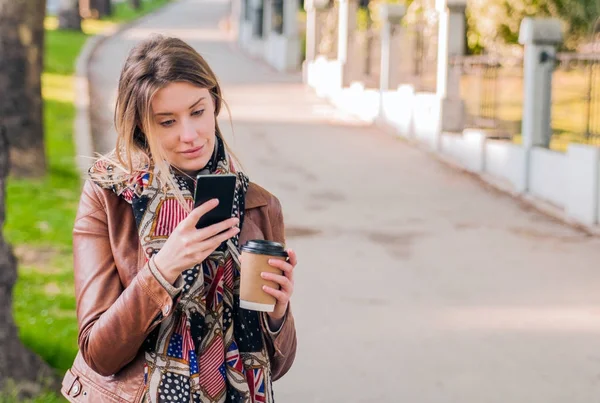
[262,285,268,291]
[261,272,266,278]
[212,198,219,205]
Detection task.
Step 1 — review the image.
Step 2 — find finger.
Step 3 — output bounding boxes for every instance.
[261,272,293,292]
[268,258,294,275]
[196,226,240,252]
[184,199,220,228]
[286,249,298,267]
[268,259,294,283]
[196,216,239,241]
[262,285,289,304]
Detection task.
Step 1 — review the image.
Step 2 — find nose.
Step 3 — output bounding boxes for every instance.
[180,119,198,143]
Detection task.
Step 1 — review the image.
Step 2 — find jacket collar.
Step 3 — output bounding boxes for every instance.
[245,183,268,210]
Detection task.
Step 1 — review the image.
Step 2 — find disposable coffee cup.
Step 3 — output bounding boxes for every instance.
[240,240,288,312]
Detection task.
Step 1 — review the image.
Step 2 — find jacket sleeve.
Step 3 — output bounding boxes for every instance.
[73,181,178,376]
[261,195,297,380]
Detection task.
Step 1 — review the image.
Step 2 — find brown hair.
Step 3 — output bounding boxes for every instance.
[92,34,238,211]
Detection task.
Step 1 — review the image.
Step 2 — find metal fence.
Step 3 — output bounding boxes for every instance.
[391,15,438,93]
[349,6,381,89]
[450,55,524,139]
[272,0,284,35]
[552,53,600,148]
[316,2,339,60]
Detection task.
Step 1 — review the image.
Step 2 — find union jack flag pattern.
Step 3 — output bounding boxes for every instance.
[246,368,266,403]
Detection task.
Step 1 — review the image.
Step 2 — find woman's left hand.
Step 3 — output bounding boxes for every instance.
[261,248,297,328]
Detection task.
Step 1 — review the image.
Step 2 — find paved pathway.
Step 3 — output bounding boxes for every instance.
[89,1,600,401]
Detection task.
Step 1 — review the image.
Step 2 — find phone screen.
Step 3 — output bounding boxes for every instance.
[194,174,237,229]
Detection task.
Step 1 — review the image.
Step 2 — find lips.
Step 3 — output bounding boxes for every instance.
[181,145,203,154]
[178,143,205,159]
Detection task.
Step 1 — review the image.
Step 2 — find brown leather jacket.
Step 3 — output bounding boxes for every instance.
[61,180,297,402]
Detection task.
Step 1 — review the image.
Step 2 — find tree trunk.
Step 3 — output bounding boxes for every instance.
[58,0,82,31]
[0,0,47,178]
[130,0,141,10]
[94,0,112,17]
[0,127,57,396]
[79,0,111,18]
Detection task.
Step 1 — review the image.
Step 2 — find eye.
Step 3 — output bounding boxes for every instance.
[160,119,175,127]
[192,109,205,117]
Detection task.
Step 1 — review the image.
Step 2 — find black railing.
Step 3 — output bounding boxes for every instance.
[349,5,381,89]
[272,0,284,35]
[244,0,251,21]
[399,15,438,93]
[553,53,600,148]
[450,55,524,139]
[253,2,264,38]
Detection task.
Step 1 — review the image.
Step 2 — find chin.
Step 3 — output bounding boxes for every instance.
[177,157,211,174]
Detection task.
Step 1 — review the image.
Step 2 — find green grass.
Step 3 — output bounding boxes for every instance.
[3,1,171,401]
[110,0,172,23]
[0,390,65,403]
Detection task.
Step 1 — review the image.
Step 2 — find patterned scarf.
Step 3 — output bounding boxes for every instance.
[89,136,274,403]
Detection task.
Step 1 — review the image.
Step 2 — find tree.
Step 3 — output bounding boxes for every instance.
[466,0,600,54]
[80,0,112,18]
[130,0,142,10]
[0,0,48,178]
[58,0,82,31]
[0,0,57,393]
[0,126,56,396]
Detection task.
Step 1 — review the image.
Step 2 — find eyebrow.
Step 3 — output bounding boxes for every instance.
[154,96,206,116]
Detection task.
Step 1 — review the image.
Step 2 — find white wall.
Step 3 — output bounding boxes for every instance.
[239,21,253,48]
[306,58,343,97]
[484,141,527,192]
[379,86,415,138]
[412,93,441,149]
[566,144,600,225]
[239,20,266,57]
[529,147,568,208]
[439,130,485,173]
[329,85,380,123]
[265,34,301,72]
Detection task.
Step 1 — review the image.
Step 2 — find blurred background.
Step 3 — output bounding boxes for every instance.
[2,0,600,402]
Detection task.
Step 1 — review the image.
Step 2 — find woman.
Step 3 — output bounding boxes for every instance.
[61,35,297,403]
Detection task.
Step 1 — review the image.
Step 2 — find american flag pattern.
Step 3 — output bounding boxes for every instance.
[90,136,274,403]
[199,337,226,398]
[153,198,194,237]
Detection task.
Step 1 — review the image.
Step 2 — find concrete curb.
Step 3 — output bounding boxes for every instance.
[73,0,180,179]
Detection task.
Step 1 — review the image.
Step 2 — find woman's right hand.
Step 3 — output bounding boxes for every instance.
[153,199,240,283]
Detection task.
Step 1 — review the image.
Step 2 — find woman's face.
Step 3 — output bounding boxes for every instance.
[150,81,216,175]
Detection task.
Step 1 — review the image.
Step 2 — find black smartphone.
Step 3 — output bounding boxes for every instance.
[194,173,237,229]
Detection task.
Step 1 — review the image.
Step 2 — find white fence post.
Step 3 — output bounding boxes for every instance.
[518,18,562,149]
[337,0,357,88]
[379,4,406,93]
[303,0,320,63]
[264,0,301,71]
[518,18,562,192]
[303,0,330,83]
[436,0,466,133]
